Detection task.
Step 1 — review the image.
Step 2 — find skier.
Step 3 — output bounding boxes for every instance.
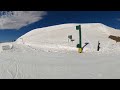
[97,41,100,51]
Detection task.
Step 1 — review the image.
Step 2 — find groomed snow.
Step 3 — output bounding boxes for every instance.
[0,23,120,79]
[0,42,120,79]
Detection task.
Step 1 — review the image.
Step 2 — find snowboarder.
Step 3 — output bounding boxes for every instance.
[97,41,100,51]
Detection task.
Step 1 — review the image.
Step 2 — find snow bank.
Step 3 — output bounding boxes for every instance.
[16,23,120,53]
[0,43,13,52]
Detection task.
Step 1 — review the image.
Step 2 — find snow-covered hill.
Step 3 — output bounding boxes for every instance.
[16,23,120,53]
[1,23,120,79]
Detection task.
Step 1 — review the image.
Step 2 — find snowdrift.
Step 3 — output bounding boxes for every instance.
[16,23,120,53]
[0,42,13,52]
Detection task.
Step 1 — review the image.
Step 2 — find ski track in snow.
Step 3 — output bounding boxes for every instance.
[0,42,120,79]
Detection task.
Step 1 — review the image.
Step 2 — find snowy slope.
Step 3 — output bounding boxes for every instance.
[1,23,120,79]
[16,23,120,53]
[1,42,120,79]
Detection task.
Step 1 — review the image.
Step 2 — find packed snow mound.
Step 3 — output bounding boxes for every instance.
[0,42,13,52]
[16,23,120,53]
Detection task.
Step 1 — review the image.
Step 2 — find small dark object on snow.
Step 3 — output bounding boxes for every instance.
[82,42,89,50]
[68,35,75,42]
[108,35,120,43]
[71,39,75,42]
[68,35,72,40]
[97,41,100,51]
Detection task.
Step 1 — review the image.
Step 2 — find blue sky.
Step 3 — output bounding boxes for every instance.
[0,11,120,42]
